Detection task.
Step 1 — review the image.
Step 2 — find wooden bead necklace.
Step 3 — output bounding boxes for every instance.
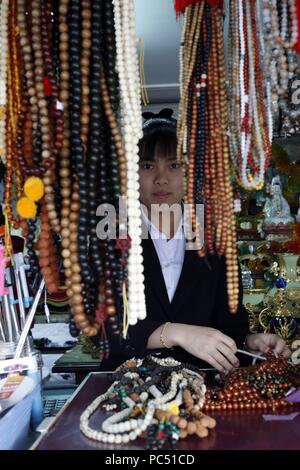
[58,0,90,332]
[204,353,300,412]
[3,0,22,230]
[178,3,239,312]
[36,199,60,293]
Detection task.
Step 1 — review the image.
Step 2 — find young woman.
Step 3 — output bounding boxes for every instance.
[127,111,290,372]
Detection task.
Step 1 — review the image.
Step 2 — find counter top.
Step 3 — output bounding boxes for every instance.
[32,372,300,450]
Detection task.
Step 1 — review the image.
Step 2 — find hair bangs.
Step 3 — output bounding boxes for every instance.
[139,128,177,162]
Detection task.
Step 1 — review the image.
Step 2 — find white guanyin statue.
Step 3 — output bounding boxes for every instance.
[263,176,294,226]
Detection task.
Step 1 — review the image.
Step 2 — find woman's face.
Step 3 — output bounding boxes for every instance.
[139,155,184,211]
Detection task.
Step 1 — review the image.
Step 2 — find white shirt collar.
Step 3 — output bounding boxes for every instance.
[141,206,184,242]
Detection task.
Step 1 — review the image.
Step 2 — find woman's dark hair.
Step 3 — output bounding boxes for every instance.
[139,108,177,162]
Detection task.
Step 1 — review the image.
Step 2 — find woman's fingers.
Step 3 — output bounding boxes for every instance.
[216,332,237,354]
[205,355,225,372]
[217,342,239,368]
[282,345,291,358]
[274,337,287,355]
[207,350,237,372]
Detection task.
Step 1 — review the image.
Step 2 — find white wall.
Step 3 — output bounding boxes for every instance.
[134,0,183,103]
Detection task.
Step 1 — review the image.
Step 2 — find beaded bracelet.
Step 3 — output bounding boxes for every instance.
[160,322,173,349]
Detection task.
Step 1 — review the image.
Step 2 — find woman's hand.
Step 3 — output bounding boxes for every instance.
[245,333,291,358]
[169,324,239,372]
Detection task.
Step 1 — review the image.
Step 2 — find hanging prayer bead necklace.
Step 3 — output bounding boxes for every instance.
[177,2,239,312]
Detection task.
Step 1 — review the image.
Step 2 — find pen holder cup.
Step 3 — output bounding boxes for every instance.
[0,344,44,434]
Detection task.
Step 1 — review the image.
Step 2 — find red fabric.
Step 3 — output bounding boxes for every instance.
[295,0,300,54]
[174,0,223,16]
[43,76,52,97]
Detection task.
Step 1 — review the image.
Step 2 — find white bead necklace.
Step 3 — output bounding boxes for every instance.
[228,0,271,191]
[241,0,267,190]
[113,0,146,329]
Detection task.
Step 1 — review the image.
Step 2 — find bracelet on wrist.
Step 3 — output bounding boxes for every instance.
[160,322,173,349]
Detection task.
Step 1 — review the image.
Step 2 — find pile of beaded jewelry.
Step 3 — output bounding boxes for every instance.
[204,352,300,412]
[80,355,216,449]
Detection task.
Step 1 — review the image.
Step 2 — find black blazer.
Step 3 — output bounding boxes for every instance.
[126,235,250,367]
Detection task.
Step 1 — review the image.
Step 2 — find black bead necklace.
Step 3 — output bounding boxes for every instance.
[194,3,211,205]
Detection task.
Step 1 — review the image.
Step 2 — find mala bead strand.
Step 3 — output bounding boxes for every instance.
[0,0,8,164]
[100,72,127,196]
[40,0,63,233]
[88,0,104,288]
[4,100,27,225]
[26,218,40,276]
[103,257,118,322]
[51,0,60,84]
[194,3,210,206]
[113,0,146,328]
[100,7,122,206]
[22,106,34,170]
[31,1,56,177]
[67,184,100,336]
[214,8,239,312]
[177,4,199,161]
[195,5,211,256]
[206,68,219,256]
[100,12,127,319]
[103,0,120,117]
[101,130,124,310]
[210,12,228,257]
[80,0,91,151]
[17,0,39,164]
[68,0,92,301]
[105,242,121,337]
[48,9,64,238]
[58,1,98,336]
[58,0,74,291]
[4,0,22,229]
[177,3,204,164]
[93,3,119,334]
[186,100,198,248]
[98,91,121,334]
[59,0,74,298]
[37,200,60,293]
